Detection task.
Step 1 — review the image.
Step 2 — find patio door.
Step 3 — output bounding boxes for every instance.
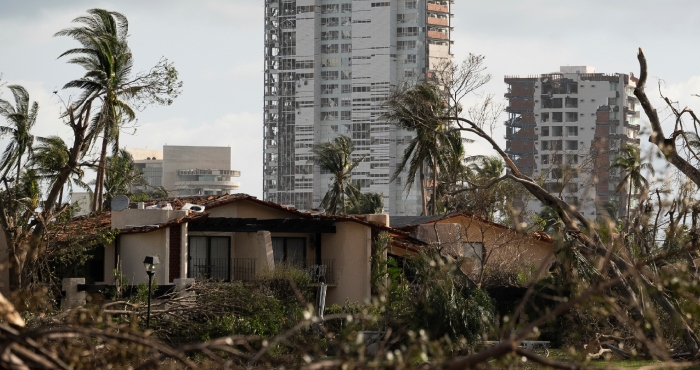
[188,236,230,280]
[272,237,306,268]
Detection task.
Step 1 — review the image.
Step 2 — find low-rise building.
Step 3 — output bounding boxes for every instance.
[127,145,241,197]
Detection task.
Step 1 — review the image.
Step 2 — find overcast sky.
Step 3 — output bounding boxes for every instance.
[1,0,699,198]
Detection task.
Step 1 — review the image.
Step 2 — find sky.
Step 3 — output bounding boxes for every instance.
[1,0,700,198]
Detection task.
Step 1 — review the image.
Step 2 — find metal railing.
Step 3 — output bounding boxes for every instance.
[305,259,336,284]
[232,258,256,282]
[189,258,230,281]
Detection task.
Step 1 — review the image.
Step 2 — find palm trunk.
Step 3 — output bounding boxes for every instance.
[419,161,427,216]
[626,184,632,230]
[93,130,109,213]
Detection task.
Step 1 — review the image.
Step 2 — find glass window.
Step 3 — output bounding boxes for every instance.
[188,236,230,280]
[272,237,306,268]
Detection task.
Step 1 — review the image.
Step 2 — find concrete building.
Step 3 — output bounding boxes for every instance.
[504,66,641,220]
[263,0,453,214]
[127,146,241,197]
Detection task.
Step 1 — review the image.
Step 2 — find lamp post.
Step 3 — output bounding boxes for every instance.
[143,256,160,329]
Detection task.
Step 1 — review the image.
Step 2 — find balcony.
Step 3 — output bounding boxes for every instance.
[427,31,448,40]
[427,17,448,26]
[427,3,449,13]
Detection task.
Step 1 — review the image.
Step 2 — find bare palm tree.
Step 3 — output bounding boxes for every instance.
[311,136,367,215]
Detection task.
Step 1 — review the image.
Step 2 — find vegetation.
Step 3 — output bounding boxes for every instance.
[3,6,700,369]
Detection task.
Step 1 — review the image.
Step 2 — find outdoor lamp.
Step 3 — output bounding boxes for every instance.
[143,256,159,329]
[143,256,160,275]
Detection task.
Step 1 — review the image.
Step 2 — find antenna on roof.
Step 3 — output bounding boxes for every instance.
[111,195,129,211]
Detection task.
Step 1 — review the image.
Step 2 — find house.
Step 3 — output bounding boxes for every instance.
[0,195,554,303]
[390,214,555,283]
[42,194,413,306]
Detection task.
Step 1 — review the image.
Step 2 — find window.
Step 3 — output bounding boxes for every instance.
[372,2,390,7]
[567,183,578,193]
[542,97,562,109]
[552,112,563,122]
[405,0,417,9]
[545,182,563,193]
[398,27,419,37]
[609,111,618,120]
[541,154,549,164]
[608,97,618,106]
[341,44,352,53]
[540,126,549,137]
[341,84,351,93]
[566,154,578,164]
[321,4,339,14]
[321,17,339,27]
[322,84,338,94]
[342,3,352,12]
[565,97,578,108]
[566,140,578,150]
[272,237,306,268]
[321,31,338,41]
[341,111,351,120]
[610,82,618,91]
[397,40,417,50]
[551,168,563,179]
[188,236,230,280]
[321,44,339,54]
[406,54,417,63]
[341,97,351,107]
[541,112,550,122]
[321,71,339,80]
[565,112,578,122]
[567,126,578,136]
[552,126,563,136]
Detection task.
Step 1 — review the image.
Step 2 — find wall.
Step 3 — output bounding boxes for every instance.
[322,221,372,305]
[434,216,553,270]
[118,230,168,285]
[162,145,233,196]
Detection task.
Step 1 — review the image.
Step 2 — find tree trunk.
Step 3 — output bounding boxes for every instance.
[432,155,438,215]
[419,161,427,216]
[626,184,632,229]
[93,129,109,213]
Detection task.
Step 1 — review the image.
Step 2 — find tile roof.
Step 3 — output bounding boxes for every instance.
[45,194,423,247]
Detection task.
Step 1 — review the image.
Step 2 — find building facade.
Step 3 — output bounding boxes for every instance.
[263,0,453,214]
[127,146,241,197]
[504,66,641,220]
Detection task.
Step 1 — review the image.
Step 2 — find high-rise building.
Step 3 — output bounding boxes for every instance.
[127,146,241,197]
[504,66,641,220]
[263,0,453,214]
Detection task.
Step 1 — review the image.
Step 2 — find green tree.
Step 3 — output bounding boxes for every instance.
[56,8,181,213]
[102,149,146,209]
[311,136,366,215]
[384,83,448,215]
[610,144,654,227]
[0,85,38,188]
[32,136,87,211]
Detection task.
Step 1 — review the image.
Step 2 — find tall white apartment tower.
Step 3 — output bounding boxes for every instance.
[263,0,453,214]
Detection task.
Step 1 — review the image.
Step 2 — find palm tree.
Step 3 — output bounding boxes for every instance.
[31,136,85,210]
[0,85,38,188]
[610,144,654,227]
[102,149,146,209]
[55,9,136,213]
[311,136,367,215]
[385,83,447,215]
